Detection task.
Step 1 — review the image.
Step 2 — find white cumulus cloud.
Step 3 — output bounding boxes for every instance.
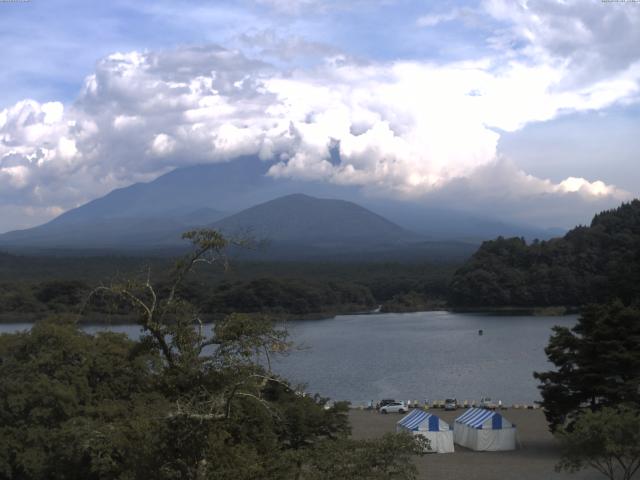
[1,5,639,233]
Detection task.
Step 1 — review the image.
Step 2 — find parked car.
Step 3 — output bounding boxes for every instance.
[379,399,396,408]
[480,397,496,409]
[444,398,458,411]
[379,401,407,414]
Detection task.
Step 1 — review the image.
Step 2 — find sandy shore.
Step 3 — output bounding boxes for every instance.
[349,408,609,480]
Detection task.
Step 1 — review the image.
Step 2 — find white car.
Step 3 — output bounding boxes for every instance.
[379,401,407,414]
[480,397,496,409]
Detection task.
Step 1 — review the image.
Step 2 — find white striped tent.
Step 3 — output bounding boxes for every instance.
[454,408,517,451]
[396,409,454,453]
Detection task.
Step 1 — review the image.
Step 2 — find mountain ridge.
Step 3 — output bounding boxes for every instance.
[211,193,416,246]
[0,156,565,257]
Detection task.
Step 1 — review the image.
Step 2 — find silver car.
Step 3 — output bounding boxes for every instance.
[444,398,458,411]
[379,401,407,414]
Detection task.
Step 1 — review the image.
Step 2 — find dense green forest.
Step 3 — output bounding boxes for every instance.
[449,200,640,307]
[0,254,456,321]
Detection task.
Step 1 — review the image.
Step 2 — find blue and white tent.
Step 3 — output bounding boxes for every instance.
[396,409,454,453]
[454,408,517,451]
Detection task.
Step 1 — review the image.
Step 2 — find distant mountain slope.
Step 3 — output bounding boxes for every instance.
[39,157,272,227]
[0,156,275,250]
[369,202,564,242]
[0,208,224,249]
[449,200,640,307]
[39,156,361,228]
[0,155,564,254]
[213,194,413,247]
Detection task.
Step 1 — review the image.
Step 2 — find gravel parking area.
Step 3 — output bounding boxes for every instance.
[349,408,610,480]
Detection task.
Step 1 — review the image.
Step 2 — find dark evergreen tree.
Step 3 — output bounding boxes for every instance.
[534,301,640,431]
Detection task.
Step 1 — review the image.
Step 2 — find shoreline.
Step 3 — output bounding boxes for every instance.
[0,304,580,325]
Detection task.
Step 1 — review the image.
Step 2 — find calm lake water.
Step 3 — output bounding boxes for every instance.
[0,311,576,405]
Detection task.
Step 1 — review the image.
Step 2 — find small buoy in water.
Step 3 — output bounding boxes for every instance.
[478,329,483,336]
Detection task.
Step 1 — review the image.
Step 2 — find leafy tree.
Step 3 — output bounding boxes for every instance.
[534,301,640,431]
[556,406,640,480]
[35,280,88,306]
[302,433,428,480]
[0,229,425,479]
[0,316,165,480]
[0,283,43,313]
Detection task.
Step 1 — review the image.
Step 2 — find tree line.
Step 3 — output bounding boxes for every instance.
[0,263,455,320]
[450,200,640,307]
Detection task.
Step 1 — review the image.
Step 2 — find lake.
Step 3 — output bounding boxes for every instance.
[0,311,576,405]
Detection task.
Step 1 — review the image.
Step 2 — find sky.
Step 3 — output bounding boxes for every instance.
[1,0,639,232]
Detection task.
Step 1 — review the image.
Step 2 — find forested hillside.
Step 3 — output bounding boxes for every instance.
[449,200,640,307]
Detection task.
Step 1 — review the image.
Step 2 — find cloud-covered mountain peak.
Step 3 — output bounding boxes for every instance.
[1,1,638,231]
